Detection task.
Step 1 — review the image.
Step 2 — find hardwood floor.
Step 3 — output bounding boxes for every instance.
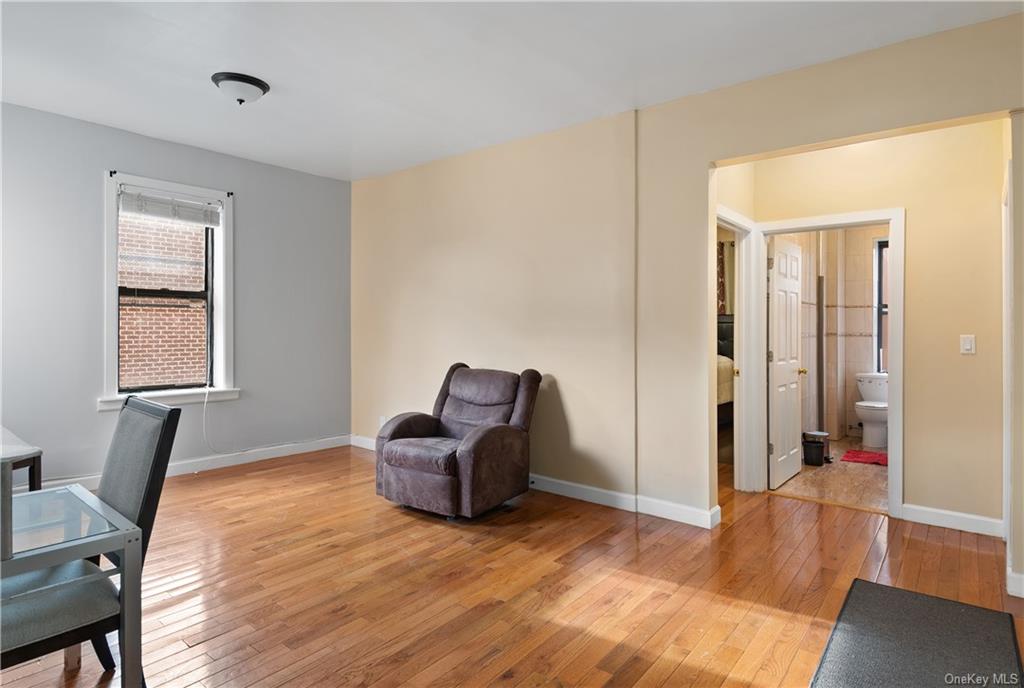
[4,446,1022,687]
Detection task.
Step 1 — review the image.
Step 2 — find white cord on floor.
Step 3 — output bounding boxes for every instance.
[201,386,225,454]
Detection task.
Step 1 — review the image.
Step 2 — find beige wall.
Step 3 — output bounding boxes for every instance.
[639,14,1021,510]
[716,164,756,219]
[353,16,1023,526]
[751,121,1006,517]
[352,112,637,493]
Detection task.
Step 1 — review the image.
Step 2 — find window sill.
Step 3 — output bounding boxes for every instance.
[97,387,240,412]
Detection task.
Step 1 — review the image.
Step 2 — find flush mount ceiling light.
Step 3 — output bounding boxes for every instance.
[211,72,270,105]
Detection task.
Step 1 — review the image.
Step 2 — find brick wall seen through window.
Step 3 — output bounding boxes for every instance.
[117,212,209,390]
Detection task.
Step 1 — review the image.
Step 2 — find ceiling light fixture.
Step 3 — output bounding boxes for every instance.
[211,72,270,105]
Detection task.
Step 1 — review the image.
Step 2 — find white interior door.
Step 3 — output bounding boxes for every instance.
[768,237,802,489]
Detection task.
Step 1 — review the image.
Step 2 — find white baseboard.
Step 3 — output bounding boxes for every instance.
[350,434,375,450]
[638,495,722,529]
[529,473,720,530]
[166,434,352,478]
[1007,567,1024,598]
[19,434,352,493]
[901,503,1005,538]
[529,473,637,512]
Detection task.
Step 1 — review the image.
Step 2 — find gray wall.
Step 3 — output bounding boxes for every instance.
[1,104,351,481]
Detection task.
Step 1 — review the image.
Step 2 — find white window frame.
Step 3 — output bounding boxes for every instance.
[98,171,238,411]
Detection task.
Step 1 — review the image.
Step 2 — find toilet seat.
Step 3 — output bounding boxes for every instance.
[855,400,887,410]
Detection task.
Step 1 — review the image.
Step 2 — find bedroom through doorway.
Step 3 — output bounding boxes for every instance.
[716,223,738,493]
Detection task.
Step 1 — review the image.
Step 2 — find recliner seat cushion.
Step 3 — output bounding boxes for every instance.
[382,437,460,476]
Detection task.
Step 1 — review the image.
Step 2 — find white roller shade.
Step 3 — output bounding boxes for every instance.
[119,190,221,226]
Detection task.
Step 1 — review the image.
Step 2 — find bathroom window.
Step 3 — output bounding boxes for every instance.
[876,239,889,372]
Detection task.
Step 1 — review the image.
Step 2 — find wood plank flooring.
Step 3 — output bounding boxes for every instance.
[3,446,1021,688]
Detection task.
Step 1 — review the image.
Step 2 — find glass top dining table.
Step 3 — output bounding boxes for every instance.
[1,483,144,687]
[10,486,119,555]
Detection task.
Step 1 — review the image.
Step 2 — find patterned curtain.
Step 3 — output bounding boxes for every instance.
[723,241,735,314]
[717,241,726,314]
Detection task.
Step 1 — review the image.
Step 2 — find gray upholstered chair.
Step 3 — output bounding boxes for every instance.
[376,363,541,518]
[1,397,180,685]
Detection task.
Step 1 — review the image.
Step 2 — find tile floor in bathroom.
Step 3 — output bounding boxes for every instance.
[773,435,889,512]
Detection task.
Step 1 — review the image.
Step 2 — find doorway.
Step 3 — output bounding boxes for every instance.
[714,207,905,518]
[715,223,738,492]
[759,211,904,516]
[766,224,893,513]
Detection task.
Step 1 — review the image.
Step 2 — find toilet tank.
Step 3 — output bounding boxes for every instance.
[856,372,888,402]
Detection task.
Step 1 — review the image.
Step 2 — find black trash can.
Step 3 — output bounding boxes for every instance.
[802,431,830,466]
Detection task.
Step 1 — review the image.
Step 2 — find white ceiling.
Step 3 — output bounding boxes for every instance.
[3,2,1020,181]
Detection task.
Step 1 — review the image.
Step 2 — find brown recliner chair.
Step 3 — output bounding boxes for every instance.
[376,363,541,518]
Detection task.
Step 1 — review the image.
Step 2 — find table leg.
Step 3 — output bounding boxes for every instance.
[28,456,41,491]
[120,531,143,688]
[1,463,11,561]
[63,643,81,672]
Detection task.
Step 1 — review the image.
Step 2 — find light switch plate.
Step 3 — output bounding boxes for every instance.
[960,334,976,355]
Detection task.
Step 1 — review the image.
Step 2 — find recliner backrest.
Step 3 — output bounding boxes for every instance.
[438,367,520,439]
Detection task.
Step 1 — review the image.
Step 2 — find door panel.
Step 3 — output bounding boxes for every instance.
[769,238,802,489]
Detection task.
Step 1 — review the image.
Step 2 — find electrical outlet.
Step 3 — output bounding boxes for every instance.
[378,415,387,429]
[959,335,976,355]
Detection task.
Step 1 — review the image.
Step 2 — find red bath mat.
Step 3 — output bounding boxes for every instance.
[841,449,888,466]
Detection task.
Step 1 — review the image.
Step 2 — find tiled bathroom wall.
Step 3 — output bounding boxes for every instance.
[824,230,846,440]
[842,224,889,436]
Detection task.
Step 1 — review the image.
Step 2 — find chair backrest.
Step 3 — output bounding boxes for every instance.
[433,363,541,439]
[97,397,180,565]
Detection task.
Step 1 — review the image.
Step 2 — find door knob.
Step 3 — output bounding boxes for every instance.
[798,367,808,375]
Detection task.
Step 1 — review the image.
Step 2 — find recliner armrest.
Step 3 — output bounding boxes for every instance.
[377,412,439,443]
[456,424,530,516]
[457,424,527,461]
[375,412,440,496]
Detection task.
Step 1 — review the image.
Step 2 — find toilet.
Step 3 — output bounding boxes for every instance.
[854,372,888,448]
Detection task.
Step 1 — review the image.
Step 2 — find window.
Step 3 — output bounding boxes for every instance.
[118,206,212,391]
[875,239,889,372]
[100,173,236,410]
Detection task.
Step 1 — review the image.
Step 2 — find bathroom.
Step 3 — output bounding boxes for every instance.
[770,224,890,512]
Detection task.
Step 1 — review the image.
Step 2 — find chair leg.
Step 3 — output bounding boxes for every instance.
[91,634,116,672]
[63,644,81,673]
